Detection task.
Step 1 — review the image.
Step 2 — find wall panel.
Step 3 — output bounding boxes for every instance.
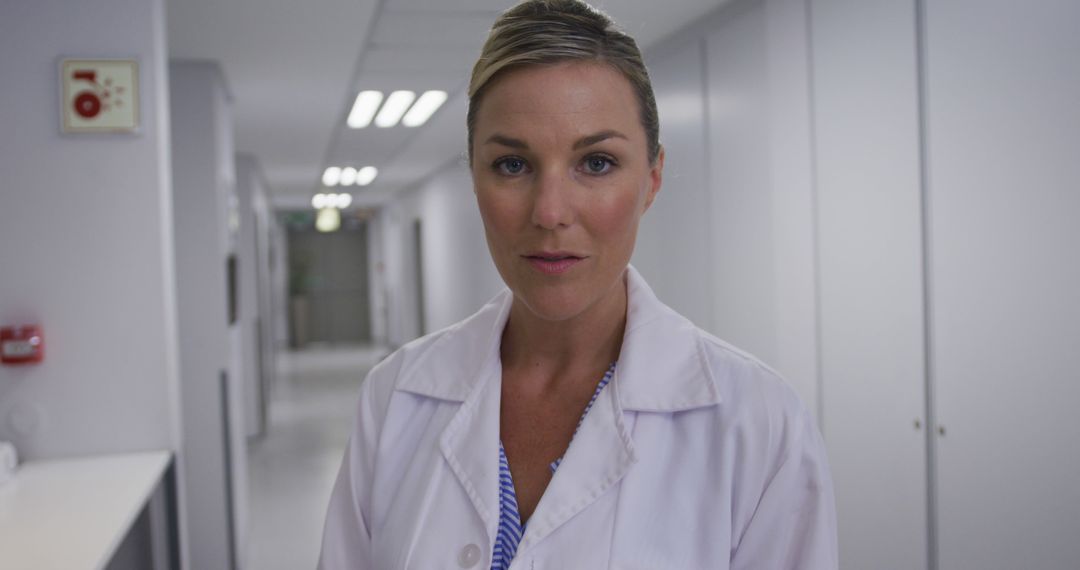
[924,1,1080,567]
[810,0,929,567]
[634,39,714,332]
[705,3,776,366]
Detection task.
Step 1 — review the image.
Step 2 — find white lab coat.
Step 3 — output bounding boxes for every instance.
[320,266,838,569]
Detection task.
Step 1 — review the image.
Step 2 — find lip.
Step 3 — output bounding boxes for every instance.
[522,250,587,275]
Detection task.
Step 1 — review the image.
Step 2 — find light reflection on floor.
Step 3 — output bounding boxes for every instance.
[246,345,388,570]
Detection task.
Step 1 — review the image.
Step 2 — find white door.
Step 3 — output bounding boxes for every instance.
[924,1,1080,568]
[811,1,930,568]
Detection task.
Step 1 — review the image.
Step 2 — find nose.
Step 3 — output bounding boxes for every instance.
[530,167,574,230]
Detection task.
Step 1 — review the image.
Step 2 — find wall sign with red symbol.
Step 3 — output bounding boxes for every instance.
[1,325,45,365]
[60,59,139,133]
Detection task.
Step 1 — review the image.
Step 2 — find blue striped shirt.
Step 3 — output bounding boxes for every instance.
[491,362,616,570]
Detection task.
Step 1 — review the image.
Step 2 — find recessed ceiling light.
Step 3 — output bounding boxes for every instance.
[337,193,353,209]
[322,167,342,186]
[402,90,448,127]
[347,90,383,129]
[339,166,358,186]
[356,166,378,186]
[374,90,416,128]
[312,193,327,209]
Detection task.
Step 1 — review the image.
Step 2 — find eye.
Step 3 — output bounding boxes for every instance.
[581,154,616,175]
[493,156,529,176]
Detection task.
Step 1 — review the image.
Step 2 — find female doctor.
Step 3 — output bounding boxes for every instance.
[320,1,838,568]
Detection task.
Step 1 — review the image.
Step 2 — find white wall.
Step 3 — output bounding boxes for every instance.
[366,213,389,345]
[0,0,181,463]
[704,1,777,369]
[170,61,247,570]
[763,0,820,422]
[235,153,275,438]
[376,163,504,347]
[251,159,279,434]
[634,37,715,332]
[271,214,290,350]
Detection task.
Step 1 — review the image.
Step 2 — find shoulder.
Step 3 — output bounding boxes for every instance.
[677,326,820,465]
[689,333,838,566]
[687,327,830,494]
[694,329,807,420]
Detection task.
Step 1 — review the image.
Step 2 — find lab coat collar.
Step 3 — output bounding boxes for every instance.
[616,265,722,411]
[395,265,722,412]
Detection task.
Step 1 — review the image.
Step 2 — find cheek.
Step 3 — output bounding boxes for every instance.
[475,186,523,248]
[587,188,644,249]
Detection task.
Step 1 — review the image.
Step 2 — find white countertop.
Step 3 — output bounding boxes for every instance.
[0,450,171,570]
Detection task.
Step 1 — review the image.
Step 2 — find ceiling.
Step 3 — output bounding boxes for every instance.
[167,0,728,210]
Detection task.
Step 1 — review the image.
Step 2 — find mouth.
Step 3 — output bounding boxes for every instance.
[522,251,586,275]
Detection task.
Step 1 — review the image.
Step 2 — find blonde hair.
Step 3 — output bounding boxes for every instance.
[467,0,660,164]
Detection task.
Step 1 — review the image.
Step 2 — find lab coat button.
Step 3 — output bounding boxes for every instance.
[458,543,482,568]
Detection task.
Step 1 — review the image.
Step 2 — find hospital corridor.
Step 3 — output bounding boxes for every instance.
[1,0,1078,569]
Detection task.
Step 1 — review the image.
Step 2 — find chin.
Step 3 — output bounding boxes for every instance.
[510,266,629,323]
[510,280,592,322]
[518,294,593,323]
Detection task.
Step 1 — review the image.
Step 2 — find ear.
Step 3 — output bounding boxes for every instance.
[642,145,664,213]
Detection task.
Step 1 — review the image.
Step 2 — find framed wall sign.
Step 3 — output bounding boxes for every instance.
[60,59,140,133]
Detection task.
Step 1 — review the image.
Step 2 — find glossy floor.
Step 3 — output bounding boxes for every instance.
[246,345,388,570]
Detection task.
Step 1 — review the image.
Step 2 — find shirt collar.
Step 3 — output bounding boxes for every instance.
[395,265,722,412]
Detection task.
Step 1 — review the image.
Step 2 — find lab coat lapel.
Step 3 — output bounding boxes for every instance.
[438,348,502,546]
[516,366,637,553]
[431,294,513,548]
[515,266,720,554]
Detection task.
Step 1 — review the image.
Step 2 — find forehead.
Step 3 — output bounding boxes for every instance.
[473,61,643,143]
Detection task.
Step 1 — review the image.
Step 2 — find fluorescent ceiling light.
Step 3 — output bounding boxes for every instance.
[339,166,358,186]
[322,167,341,186]
[402,90,448,127]
[347,90,383,129]
[374,90,416,128]
[356,166,378,186]
[316,207,341,232]
[312,193,327,209]
[337,193,353,209]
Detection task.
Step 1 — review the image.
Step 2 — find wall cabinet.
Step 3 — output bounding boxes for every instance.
[924,1,1080,567]
[813,1,1080,568]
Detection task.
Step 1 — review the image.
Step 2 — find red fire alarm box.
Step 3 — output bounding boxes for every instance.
[1,325,44,365]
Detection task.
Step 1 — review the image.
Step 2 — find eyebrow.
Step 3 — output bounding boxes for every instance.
[483,130,629,151]
[484,134,528,149]
[573,130,628,150]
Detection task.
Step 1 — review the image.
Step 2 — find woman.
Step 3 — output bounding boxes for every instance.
[320,1,837,568]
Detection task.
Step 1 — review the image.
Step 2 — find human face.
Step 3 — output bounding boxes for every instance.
[471,61,663,323]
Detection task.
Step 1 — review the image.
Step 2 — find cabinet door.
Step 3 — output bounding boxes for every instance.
[925,1,1080,568]
[811,1,930,568]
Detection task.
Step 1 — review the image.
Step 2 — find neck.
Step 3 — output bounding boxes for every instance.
[500,271,628,388]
